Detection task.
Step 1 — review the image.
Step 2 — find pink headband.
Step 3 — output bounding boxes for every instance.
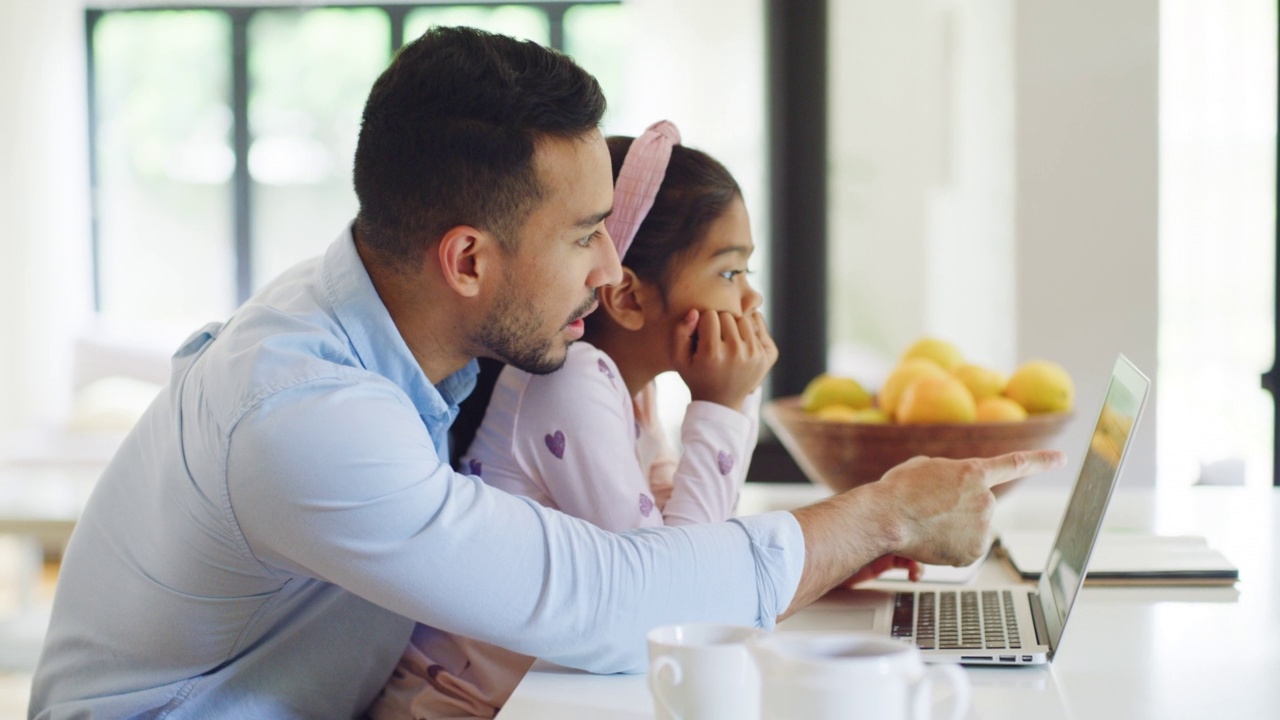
[604,120,682,261]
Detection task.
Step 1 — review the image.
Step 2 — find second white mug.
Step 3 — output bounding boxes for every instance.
[750,631,970,720]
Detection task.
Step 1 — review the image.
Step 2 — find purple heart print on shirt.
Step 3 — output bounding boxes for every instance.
[717,450,735,476]
[639,493,655,517]
[597,358,614,379]
[545,430,566,459]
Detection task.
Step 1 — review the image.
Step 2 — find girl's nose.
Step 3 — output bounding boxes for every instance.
[742,284,763,314]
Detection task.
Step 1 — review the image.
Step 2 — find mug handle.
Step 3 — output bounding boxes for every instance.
[648,655,684,720]
[912,663,971,720]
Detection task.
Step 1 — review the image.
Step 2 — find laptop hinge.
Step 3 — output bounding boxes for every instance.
[1028,592,1054,659]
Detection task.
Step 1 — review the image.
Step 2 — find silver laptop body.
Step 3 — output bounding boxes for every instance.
[781,354,1150,666]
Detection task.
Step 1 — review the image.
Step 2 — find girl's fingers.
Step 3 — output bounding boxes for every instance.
[672,309,700,366]
[735,313,759,353]
[718,310,743,346]
[751,311,770,340]
[697,309,722,358]
[755,312,779,359]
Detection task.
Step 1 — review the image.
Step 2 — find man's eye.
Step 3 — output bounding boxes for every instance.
[577,231,601,248]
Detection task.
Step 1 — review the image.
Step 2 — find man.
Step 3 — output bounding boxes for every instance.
[30,27,1063,718]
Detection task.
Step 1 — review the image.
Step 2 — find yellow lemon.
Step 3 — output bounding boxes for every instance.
[849,407,891,424]
[901,337,965,372]
[877,359,949,418]
[813,405,861,423]
[1005,360,1074,414]
[896,374,977,424]
[801,373,872,413]
[952,363,1007,401]
[975,396,1028,423]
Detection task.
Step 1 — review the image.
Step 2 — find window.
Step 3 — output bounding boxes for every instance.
[80,0,769,463]
[91,10,236,325]
[87,2,625,331]
[1158,0,1277,487]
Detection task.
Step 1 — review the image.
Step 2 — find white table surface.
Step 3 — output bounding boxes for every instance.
[499,481,1280,720]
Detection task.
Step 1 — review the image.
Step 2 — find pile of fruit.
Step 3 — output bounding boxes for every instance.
[801,338,1074,425]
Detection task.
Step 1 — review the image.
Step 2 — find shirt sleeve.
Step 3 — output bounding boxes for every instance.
[224,375,806,675]
[661,387,762,525]
[509,348,666,532]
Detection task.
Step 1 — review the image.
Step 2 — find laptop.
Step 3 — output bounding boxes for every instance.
[782,354,1150,665]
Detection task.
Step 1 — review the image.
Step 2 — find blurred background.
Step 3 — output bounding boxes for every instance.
[1,0,1276,515]
[0,0,1275,703]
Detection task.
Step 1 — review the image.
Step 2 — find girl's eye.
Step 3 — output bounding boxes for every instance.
[720,268,749,281]
[577,230,602,248]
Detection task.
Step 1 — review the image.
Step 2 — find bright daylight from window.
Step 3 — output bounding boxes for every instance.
[1158,0,1277,488]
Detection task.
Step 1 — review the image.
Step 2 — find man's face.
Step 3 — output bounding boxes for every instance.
[476,130,620,374]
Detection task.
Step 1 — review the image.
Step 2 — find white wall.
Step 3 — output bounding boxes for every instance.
[828,0,1016,385]
[1014,1,1160,486]
[0,0,94,433]
[827,0,1160,486]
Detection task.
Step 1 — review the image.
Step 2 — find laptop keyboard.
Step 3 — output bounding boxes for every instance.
[892,590,1022,651]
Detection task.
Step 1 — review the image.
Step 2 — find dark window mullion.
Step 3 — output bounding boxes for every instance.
[545,5,566,51]
[231,8,253,304]
[387,5,410,51]
[766,0,827,397]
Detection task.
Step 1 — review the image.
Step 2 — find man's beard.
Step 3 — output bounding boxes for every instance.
[476,285,597,376]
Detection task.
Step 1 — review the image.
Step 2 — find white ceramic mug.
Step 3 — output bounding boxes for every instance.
[750,632,970,720]
[647,623,762,720]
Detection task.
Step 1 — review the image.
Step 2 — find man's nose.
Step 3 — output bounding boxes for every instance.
[590,228,624,288]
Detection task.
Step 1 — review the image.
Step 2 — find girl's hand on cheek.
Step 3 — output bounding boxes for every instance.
[673,309,777,411]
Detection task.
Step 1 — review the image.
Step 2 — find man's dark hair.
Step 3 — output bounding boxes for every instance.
[353,26,607,271]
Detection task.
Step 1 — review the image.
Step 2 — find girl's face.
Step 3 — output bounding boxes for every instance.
[656,196,763,325]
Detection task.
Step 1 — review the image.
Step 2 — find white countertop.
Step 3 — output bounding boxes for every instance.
[499,482,1280,720]
[3,479,1274,719]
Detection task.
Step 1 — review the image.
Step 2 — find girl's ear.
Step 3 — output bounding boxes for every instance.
[599,268,651,331]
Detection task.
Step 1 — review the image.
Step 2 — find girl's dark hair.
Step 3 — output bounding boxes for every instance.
[450,135,741,466]
[603,136,741,298]
[580,137,741,341]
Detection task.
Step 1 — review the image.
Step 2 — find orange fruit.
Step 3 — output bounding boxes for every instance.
[897,374,977,424]
[878,359,949,419]
[975,396,1028,422]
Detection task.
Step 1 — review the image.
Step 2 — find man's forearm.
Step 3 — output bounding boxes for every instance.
[780,482,902,619]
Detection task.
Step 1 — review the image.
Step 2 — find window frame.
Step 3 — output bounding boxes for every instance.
[83,1,619,309]
[82,0,831,485]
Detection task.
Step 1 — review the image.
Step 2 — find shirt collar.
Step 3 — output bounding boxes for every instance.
[319,225,478,424]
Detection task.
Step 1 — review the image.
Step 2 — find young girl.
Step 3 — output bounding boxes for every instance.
[370,121,778,719]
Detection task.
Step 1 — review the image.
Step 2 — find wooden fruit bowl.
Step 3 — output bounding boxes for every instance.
[762,396,1071,495]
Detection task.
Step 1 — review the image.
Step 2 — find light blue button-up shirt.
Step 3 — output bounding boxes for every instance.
[30,228,805,719]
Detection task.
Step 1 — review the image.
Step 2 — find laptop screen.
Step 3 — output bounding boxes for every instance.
[1036,355,1150,656]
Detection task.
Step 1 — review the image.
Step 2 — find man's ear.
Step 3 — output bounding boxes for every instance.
[436,225,499,298]
[599,268,651,331]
